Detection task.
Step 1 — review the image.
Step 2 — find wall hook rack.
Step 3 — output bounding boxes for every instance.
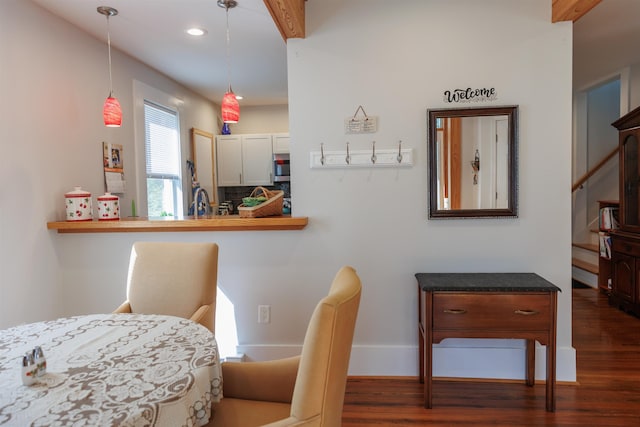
[310,141,413,169]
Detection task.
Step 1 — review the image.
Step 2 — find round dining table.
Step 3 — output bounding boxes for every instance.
[0,313,222,426]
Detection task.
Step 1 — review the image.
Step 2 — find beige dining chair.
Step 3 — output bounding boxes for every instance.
[114,241,219,332]
[208,265,362,427]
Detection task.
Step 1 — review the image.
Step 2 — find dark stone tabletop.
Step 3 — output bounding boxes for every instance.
[415,273,561,292]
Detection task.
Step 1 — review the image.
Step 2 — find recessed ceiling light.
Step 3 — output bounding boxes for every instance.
[235,94,243,100]
[186,28,207,36]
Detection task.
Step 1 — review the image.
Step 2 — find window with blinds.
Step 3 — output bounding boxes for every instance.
[144,101,183,217]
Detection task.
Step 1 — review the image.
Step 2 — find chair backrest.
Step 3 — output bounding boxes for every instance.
[126,242,219,331]
[289,266,362,426]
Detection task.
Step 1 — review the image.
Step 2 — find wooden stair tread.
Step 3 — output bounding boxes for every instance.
[572,257,599,274]
[572,242,598,252]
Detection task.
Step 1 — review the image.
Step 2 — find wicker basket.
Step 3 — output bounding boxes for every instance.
[237,187,284,218]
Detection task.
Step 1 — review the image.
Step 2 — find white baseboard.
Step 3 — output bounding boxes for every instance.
[237,342,576,382]
[223,353,246,363]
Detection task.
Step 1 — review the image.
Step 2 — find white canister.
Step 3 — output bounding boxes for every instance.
[65,186,92,221]
[97,192,120,220]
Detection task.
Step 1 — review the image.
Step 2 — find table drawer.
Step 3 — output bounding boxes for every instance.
[432,292,550,330]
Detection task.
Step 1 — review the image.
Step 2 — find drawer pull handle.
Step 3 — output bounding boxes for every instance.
[443,309,467,315]
[514,309,539,316]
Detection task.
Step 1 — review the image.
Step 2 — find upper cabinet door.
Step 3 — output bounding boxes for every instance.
[216,135,243,186]
[242,135,273,186]
[273,133,290,154]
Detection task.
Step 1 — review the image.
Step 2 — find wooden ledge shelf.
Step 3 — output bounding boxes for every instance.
[47,215,309,233]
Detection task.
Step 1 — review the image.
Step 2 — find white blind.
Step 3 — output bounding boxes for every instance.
[144,101,180,178]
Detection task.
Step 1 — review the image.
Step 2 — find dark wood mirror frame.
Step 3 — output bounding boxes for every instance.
[428,105,518,219]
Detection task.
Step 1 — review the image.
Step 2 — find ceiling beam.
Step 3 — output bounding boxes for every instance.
[263,0,305,41]
[552,0,602,22]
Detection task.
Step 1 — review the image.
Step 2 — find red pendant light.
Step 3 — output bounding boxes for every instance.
[219,1,240,124]
[98,6,122,128]
[103,96,122,127]
[221,88,239,123]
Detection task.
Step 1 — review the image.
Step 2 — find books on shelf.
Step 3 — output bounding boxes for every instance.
[599,207,619,231]
[599,231,612,259]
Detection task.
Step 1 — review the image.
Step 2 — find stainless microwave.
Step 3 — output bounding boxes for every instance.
[273,153,290,182]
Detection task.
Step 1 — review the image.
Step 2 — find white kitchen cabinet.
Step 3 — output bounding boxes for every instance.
[216,135,243,186]
[272,133,290,153]
[216,134,273,186]
[241,135,273,185]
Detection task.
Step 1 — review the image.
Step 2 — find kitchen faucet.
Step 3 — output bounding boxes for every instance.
[193,187,211,219]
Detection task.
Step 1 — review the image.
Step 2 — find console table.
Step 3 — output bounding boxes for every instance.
[416,273,561,412]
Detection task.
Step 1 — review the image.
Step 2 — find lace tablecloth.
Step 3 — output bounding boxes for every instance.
[0,313,222,426]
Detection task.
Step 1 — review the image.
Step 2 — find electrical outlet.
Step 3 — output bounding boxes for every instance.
[258,305,270,324]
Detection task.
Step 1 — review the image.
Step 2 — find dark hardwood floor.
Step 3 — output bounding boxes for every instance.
[342,288,640,426]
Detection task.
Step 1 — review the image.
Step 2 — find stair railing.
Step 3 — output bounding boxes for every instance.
[572,146,619,193]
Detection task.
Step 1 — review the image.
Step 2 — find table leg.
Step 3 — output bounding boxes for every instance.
[418,286,424,384]
[525,339,535,387]
[546,292,558,412]
[419,328,424,383]
[424,291,433,409]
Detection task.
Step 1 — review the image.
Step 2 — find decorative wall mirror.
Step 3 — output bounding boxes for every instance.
[428,105,518,219]
[190,128,217,207]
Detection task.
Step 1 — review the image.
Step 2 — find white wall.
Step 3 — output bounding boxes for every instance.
[287,0,576,380]
[230,105,289,134]
[2,0,578,381]
[585,81,621,225]
[0,0,216,325]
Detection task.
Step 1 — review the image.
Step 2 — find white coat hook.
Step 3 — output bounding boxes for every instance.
[345,142,351,165]
[320,143,325,165]
[371,141,377,164]
[397,140,403,163]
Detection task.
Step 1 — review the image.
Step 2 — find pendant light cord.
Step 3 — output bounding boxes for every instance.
[225,7,232,92]
[107,14,114,96]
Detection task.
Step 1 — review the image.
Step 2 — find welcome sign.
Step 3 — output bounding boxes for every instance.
[443,87,497,103]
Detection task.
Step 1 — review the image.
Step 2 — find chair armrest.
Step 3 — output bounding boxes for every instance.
[113,301,132,314]
[222,355,300,403]
[190,304,212,326]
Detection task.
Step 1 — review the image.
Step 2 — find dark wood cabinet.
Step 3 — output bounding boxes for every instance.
[416,273,559,412]
[610,105,640,316]
[611,236,636,302]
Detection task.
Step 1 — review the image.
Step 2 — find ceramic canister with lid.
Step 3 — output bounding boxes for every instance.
[97,192,120,220]
[65,186,92,221]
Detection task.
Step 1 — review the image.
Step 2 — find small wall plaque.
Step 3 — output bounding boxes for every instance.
[345,116,378,134]
[345,105,378,134]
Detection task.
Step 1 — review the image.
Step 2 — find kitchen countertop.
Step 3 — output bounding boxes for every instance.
[47,215,308,233]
